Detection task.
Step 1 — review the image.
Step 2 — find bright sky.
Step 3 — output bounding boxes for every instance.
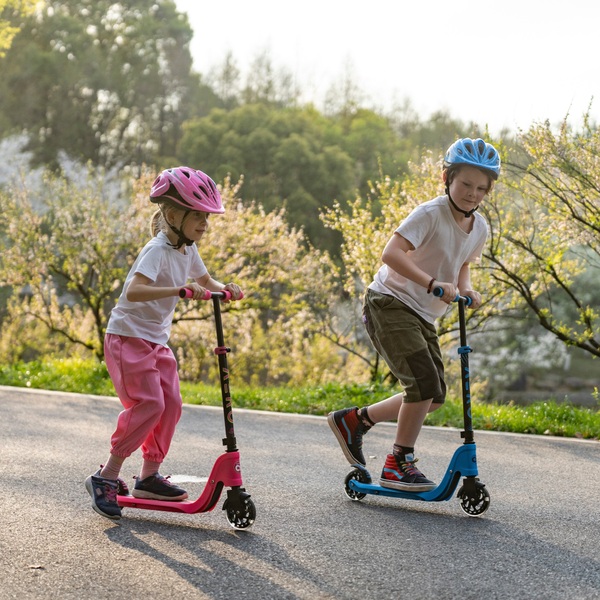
[174,0,600,135]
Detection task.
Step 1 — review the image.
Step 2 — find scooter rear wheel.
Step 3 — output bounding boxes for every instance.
[344,467,371,501]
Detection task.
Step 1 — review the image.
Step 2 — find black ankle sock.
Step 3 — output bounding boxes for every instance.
[357,406,375,428]
[393,444,414,459]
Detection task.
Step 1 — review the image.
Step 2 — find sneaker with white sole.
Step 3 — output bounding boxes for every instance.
[132,473,188,501]
[327,407,371,466]
[379,453,436,492]
[85,470,122,520]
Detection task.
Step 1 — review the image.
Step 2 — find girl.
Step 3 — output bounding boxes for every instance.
[86,167,242,520]
[328,138,500,491]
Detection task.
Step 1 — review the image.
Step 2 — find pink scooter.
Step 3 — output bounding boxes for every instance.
[117,289,256,529]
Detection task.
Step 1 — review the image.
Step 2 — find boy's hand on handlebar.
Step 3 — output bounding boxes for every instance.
[462,289,482,309]
[434,281,459,304]
[223,283,242,303]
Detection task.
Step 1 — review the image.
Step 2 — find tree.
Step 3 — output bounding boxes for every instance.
[484,116,600,357]
[323,58,364,118]
[207,51,241,110]
[240,49,300,107]
[339,108,408,201]
[171,178,343,385]
[179,103,356,254]
[0,170,349,385]
[0,0,38,57]
[324,118,600,389]
[0,169,149,359]
[178,101,423,255]
[0,0,196,169]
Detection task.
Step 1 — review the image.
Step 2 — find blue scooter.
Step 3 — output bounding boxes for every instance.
[342,288,491,516]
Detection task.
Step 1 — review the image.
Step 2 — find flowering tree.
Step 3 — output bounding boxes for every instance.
[0,170,149,359]
[0,171,346,385]
[0,0,38,57]
[484,117,600,357]
[323,118,600,391]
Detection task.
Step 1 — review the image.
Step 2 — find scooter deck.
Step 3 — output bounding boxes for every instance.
[349,474,462,502]
[117,451,243,514]
[348,444,479,503]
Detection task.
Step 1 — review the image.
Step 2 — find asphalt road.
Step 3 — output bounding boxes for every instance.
[1,385,599,600]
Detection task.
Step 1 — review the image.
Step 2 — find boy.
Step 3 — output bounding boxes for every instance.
[328,138,500,491]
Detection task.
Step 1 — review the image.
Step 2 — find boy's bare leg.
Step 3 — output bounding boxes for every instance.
[365,392,404,422]
[394,399,434,448]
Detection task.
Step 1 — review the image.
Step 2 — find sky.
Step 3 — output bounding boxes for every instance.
[173,0,600,135]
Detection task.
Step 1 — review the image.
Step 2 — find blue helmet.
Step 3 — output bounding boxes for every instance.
[444,138,500,180]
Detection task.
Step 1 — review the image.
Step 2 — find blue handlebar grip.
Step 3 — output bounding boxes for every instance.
[433,286,472,306]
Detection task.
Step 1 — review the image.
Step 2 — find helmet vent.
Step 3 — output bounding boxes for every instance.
[443,138,501,179]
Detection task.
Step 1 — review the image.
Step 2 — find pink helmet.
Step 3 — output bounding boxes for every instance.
[150,167,224,214]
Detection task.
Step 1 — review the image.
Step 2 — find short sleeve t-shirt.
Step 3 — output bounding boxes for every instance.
[369,195,488,323]
[106,232,208,345]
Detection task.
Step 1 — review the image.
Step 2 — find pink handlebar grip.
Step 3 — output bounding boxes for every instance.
[178,288,211,300]
[179,288,243,301]
[221,290,244,300]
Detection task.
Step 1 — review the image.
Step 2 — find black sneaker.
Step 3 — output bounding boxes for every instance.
[116,477,131,496]
[327,407,371,466]
[132,473,188,501]
[85,470,122,520]
[98,465,131,496]
[379,453,436,492]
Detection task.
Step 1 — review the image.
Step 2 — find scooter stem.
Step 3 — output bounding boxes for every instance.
[457,299,475,444]
[212,295,238,452]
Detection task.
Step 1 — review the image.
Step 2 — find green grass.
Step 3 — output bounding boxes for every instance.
[0,357,117,397]
[1,358,598,440]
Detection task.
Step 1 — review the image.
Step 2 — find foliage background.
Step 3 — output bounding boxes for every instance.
[0,0,598,410]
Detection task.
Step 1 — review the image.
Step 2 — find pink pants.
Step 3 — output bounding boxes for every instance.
[104,334,183,463]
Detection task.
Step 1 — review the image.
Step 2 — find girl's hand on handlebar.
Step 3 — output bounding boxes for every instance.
[462,289,482,309]
[434,281,459,304]
[181,282,208,300]
[223,282,242,303]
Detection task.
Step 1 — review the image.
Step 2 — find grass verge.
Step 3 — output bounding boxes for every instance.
[0,358,598,440]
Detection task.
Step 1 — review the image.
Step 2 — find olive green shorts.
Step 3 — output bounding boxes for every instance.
[363,289,446,404]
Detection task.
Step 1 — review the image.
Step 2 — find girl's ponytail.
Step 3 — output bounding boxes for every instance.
[150,209,164,237]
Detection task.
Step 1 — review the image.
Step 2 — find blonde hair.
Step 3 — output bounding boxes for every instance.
[150,204,184,237]
[150,209,165,237]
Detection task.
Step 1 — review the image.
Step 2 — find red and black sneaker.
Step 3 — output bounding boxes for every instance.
[379,453,436,492]
[327,407,371,466]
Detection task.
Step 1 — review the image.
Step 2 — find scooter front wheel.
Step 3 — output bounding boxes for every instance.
[344,467,372,501]
[225,496,256,529]
[457,480,490,516]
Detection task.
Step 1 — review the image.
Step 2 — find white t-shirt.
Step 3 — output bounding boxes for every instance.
[106,232,208,345]
[369,195,488,324]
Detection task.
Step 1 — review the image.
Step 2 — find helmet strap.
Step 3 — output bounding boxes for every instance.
[446,186,478,218]
[162,208,194,249]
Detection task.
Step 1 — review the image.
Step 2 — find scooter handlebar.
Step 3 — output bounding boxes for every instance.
[433,286,472,306]
[178,288,244,301]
